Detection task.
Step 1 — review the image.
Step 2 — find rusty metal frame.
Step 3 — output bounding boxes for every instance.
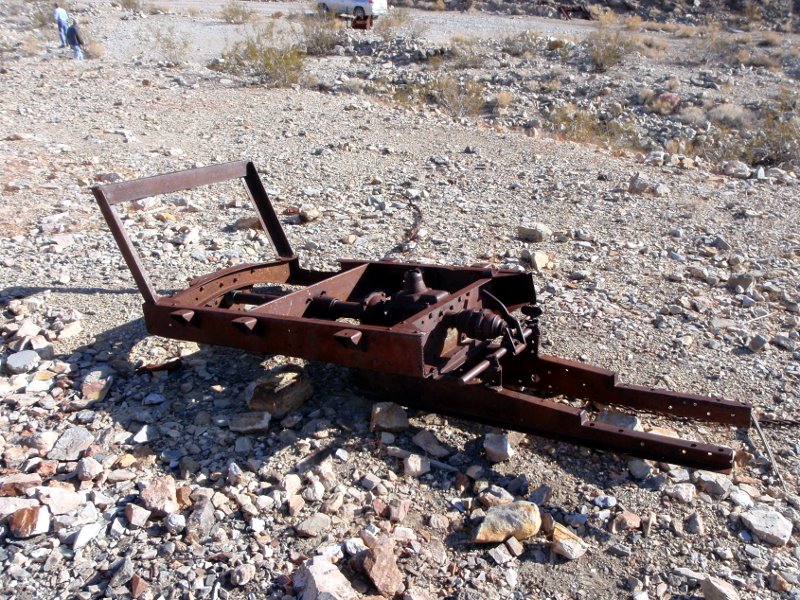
[92,161,751,472]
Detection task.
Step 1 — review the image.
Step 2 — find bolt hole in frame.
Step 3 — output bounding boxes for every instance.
[93,161,751,471]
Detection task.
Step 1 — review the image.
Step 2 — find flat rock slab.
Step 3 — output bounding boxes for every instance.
[740,508,793,546]
[229,411,271,433]
[246,364,313,418]
[47,426,95,461]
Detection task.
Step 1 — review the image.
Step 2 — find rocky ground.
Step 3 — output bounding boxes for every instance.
[1,1,800,599]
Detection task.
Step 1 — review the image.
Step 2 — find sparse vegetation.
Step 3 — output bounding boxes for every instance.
[547,103,640,150]
[428,75,486,118]
[500,30,539,58]
[28,2,52,29]
[222,23,305,87]
[300,14,346,56]
[219,1,257,24]
[150,24,190,65]
[373,8,412,42]
[119,0,143,11]
[584,29,636,72]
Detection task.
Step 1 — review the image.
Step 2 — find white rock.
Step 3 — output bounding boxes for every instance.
[740,508,793,546]
[484,433,514,462]
[298,557,357,600]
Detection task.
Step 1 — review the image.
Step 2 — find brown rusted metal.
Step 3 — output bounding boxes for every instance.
[92,161,751,472]
[559,4,593,20]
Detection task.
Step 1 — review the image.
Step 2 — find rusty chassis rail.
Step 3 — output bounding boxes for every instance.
[93,161,751,472]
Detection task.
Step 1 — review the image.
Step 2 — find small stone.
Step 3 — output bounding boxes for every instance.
[505,536,524,557]
[722,161,751,179]
[142,392,166,405]
[668,483,696,504]
[403,454,430,477]
[607,543,632,557]
[125,503,152,529]
[740,508,792,546]
[478,485,515,507]
[628,459,653,480]
[73,521,104,549]
[81,369,114,401]
[245,364,312,418]
[229,412,271,433]
[76,457,104,481]
[299,558,357,600]
[411,430,449,458]
[596,411,643,431]
[747,334,769,353]
[130,573,148,598]
[484,432,514,462]
[474,501,541,543]
[47,426,94,461]
[609,511,640,533]
[701,575,740,600]
[186,500,216,542]
[363,536,404,596]
[230,564,256,587]
[37,487,85,515]
[0,497,39,520]
[518,222,552,242]
[694,471,732,497]
[370,402,409,432]
[686,512,705,534]
[551,523,588,560]
[488,544,513,564]
[9,505,50,538]
[164,513,186,535]
[140,476,179,517]
[529,484,553,505]
[6,350,41,374]
[110,556,134,588]
[628,172,652,194]
[297,512,331,537]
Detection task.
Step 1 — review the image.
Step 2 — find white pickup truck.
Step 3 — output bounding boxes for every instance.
[317,0,388,19]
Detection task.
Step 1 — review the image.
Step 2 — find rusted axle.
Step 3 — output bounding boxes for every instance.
[92,161,750,472]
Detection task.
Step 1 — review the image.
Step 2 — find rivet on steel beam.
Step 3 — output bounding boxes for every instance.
[233,316,258,332]
[170,309,195,323]
[333,329,363,349]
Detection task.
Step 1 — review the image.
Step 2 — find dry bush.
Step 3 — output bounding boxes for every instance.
[222,23,305,87]
[373,8,411,41]
[300,14,346,56]
[28,2,52,29]
[590,6,618,26]
[448,36,486,68]
[624,15,643,30]
[677,105,707,126]
[84,36,105,59]
[146,3,169,14]
[758,31,782,47]
[743,114,800,167]
[149,24,190,64]
[428,75,485,118]
[183,6,201,17]
[219,1,257,24]
[500,30,539,57]
[639,35,667,58]
[547,103,639,149]
[489,90,515,113]
[708,103,753,128]
[585,29,636,72]
[119,0,143,11]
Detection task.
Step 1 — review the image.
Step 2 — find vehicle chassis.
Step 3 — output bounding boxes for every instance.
[93,161,751,472]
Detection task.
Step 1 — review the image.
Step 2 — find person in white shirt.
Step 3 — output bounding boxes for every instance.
[53,2,69,48]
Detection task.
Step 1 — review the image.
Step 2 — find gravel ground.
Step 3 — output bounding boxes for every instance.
[1,1,799,599]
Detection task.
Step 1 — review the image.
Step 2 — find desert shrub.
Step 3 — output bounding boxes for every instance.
[708,103,753,128]
[119,0,143,11]
[146,3,169,14]
[584,29,636,72]
[448,36,486,68]
[29,2,52,29]
[639,35,667,58]
[624,15,643,30]
[300,14,347,55]
[373,8,411,41]
[487,90,514,114]
[222,23,305,87]
[149,24,189,64]
[428,75,485,118]
[219,1,257,24]
[500,30,539,57]
[758,31,782,47]
[677,105,707,125]
[83,35,105,59]
[548,103,640,149]
[743,114,800,167]
[590,6,618,26]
